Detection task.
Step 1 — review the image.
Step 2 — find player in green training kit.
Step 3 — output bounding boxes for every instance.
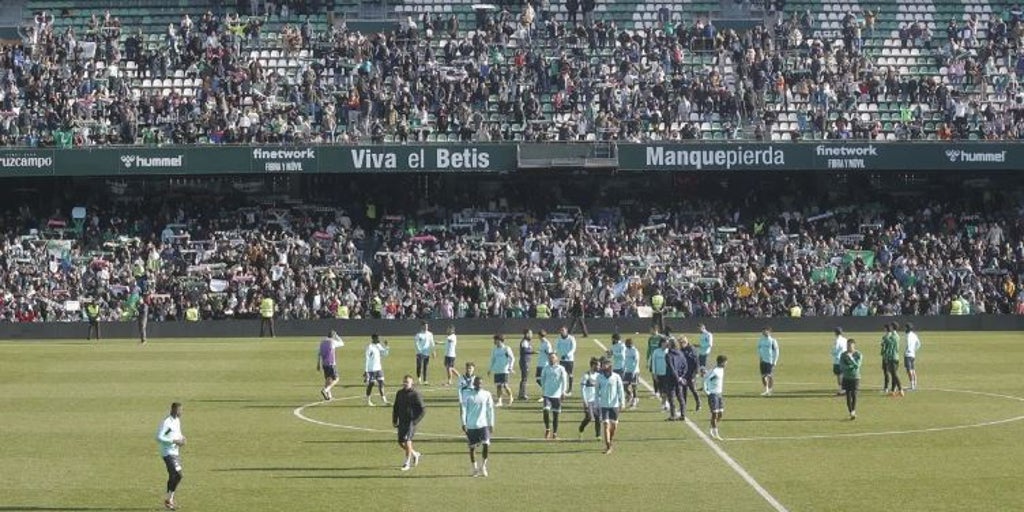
[839,339,863,420]
[703,355,728,440]
[881,322,904,397]
[461,376,495,477]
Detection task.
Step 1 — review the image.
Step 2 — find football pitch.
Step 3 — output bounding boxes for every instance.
[2,330,1023,512]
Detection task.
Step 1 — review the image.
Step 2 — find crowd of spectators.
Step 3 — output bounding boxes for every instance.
[5,0,1024,146]
[1,187,1022,323]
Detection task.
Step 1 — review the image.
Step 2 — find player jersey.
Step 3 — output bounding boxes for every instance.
[703,367,725,395]
[415,331,435,355]
[580,370,599,403]
[610,342,626,371]
[444,334,457,358]
[365,343,389,372]
[596,371,626,409]
[758,335,780,364]
[623,346,641,374]
[490,345,515,374]
[556,335,577,362]
[699,330,714,356]
[536,338,552,368]
[540,364,568,398]
[156,415,182,457]
[461,388,495,429]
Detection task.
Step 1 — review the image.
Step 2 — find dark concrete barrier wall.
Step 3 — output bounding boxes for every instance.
[3,316,1023,340]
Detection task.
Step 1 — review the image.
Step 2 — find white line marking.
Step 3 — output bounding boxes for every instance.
[727,388,1024,442]
[593,339,790,512]
[292,391,546,442]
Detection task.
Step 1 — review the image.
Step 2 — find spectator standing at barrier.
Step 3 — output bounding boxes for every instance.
[567,294,589,337]
[259,294,275,338]
[650,290,666,333]
[518,329,535,400]
[86,300,101,341]
[138,295,149,344]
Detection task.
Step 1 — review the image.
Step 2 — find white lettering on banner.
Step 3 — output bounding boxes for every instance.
[120,155,184,168]
[944,149,1007,164]
[251,148,317,160]
[645,146,785,170]
[827,159,866,169]
[0,155,54,169]
[350,148,492,170]
[814,145,879,157]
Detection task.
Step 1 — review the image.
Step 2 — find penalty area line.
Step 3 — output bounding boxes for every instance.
[592,338,790,512]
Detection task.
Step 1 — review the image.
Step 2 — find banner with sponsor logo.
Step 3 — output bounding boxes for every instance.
[0,143,1020,176]
[618,143,1024,171]
[0,145,516,176]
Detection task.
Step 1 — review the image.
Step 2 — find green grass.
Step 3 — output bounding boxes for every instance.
[2,331,1024,511]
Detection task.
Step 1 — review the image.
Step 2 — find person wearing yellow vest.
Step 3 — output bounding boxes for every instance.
[185,304,200,322]
[650,290,665,332]
[789,304,802,318]
[85,300,101,340]
[371,296,383,319]
[535,301,551,319]
[259,295,276,338]
[950,296,964,316]
[336,303,350,320]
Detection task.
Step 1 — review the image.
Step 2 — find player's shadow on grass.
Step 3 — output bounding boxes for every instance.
[216,466,392,472]
[724,417,835,422]
[283,474,464,480]
[0,507,152,511]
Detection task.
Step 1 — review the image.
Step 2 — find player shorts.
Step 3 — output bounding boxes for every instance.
[397,422,416,443]
[365,370,384,383]
[543,396,562,412]
[416,354,430,364]
[322,365,338,380]
[698,354,708,369]
[466,427,491,447]
[759,361,774,377]
[832,363,842,376]
[707,393,724,413]
[904,356,915,371]
[560,360,575,375]
[584,402,600,419]
[494,373,509,385]
[623,371,638,384]
[444,356,456,369]
[657,374,677,393]
[163,455,183,475]
[600,407,620,423]
[841,378,860,393]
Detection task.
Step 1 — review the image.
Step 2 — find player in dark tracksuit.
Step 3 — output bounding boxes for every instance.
[392,375,426,471]
[664,340,689,421]
[680,337,701,412]
[518,330,534,400]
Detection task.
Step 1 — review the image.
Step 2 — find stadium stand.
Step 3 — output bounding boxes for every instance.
[6,0,1024,145]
